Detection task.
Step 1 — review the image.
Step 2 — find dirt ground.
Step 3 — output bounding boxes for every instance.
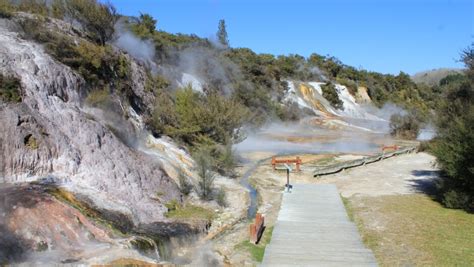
[315,152,438,197]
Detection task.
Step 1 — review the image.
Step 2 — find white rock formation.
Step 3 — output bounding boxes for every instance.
[0,17,179,225]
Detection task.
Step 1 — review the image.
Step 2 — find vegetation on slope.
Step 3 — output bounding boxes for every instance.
[0,74,22,102]
[321,82,343,110]
[412,68,463,86]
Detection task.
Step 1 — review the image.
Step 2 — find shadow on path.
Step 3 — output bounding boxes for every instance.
[408,170,441,197]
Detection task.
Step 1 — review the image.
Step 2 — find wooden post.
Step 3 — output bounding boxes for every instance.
[250,213,265,244]
[249,223,257,243]
[271,156,276,170]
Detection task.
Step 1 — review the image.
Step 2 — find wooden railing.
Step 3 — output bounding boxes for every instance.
[381,145,399,152]
[271,156,302,172]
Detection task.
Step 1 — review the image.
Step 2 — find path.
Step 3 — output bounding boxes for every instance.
[261,184,377,266]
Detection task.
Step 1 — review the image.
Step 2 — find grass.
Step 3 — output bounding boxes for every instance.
[165,204,215,221]
[341,195,354,222]
[235,226,274,262]
[48,187,125,235]
[346,194,474,266]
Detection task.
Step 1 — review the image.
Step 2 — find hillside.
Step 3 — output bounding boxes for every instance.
[411,68,463,86]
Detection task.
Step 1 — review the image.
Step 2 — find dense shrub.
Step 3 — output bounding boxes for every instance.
[151,86,248,146]
[321,82,343,110]
[0,0,14,18]
[0,74,21,102]
[432,45,474,212]
[389,113,420,140]
[150,87,246,175]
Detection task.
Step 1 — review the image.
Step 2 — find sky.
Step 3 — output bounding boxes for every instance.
[110,0,473,75]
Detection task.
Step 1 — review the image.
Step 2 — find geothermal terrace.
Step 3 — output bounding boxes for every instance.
[262,184,377,266]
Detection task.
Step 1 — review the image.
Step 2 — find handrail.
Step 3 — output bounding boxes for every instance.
[313,146,417,177]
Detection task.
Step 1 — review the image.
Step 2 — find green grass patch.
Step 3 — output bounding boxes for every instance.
[341,195,354,222]
[348,194,474,266]
[165,204,215,221]
[235,226,274,262]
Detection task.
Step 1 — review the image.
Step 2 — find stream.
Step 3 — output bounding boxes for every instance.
[239,156,276,220]
[240,162,259,220]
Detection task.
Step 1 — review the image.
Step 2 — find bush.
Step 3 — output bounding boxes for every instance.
[321,82,343,110]
[194,148,215,200]
[0,0,14,18]
[177,171,193,196]
[151,86,248,146]
[216,187,227,207]
[17,0,48,16]
[0,74,21,102]
[389,113,420,140]
[85,89,110,108]
[442,190,471,209]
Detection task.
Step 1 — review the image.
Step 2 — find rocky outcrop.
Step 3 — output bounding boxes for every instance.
[0,17,179,225]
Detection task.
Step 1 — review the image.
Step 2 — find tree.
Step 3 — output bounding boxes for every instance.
[432,44,474,211]
[217,19,229,47]
[195,148,215,200]
[65,0,118,45]
[139,13,157,34]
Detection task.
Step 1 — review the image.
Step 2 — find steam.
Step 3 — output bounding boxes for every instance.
[235,122,383,155]
[114,31,155,62]
[0,224,28,264]
[309,66,328,81]
[207,35,227,50]
[160,45,240,95]
[186,242,222,267]
[417,124,436,141]
[362,103,407,121]
[112,21,158,73]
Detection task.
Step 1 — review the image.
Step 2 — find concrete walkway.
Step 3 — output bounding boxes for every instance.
[261,184,377,266]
